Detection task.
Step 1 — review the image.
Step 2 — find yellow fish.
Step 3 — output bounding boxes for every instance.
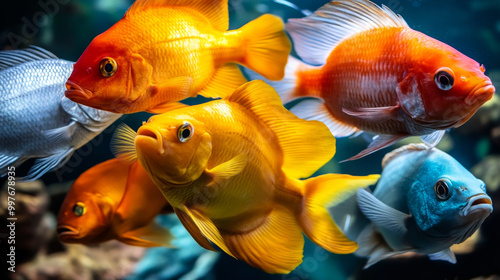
[113,80,379,273]
[65,0,291,114]
[57,159,174,247]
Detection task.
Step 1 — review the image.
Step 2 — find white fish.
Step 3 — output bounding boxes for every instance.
[0,46,122,180]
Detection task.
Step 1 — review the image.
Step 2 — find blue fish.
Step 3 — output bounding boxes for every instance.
[330,144,493,268]
[0,46,122,180]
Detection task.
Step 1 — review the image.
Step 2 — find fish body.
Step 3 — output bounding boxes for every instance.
[0,46,121,180]
[65,0,291,114]
[330,144,493,268]
[114,80,379,273]
[57,158,173,247]
[251,0,495,160]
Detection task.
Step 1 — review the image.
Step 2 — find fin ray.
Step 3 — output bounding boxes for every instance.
[300,174,380,254]
[126,0,229,31]
[119,222,174,247]
[222,205,304,274]
[228,81,335,178]
[238,14,291,81]
[197,64,247,99]
[0,46,58,70]
[111,124,138,164]
[290,98,360,137]
[286,0,408,65]
[21,148,75,181]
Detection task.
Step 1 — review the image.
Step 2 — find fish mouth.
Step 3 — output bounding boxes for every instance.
[465,81,495,105]
[65,81,93,100]
[136,127,164,155]
[56,225,80,239]
[461,194,493,216]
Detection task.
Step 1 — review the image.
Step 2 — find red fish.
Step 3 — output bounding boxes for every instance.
[253,0,495,160]
[57,159,173,247]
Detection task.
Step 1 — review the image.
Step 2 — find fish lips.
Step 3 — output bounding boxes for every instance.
[461,194,493,217]
[65,80,94,101]
[56,225,81,241]
[465,81,495,106]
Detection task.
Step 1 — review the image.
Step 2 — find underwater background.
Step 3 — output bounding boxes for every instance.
[0,0,499,279]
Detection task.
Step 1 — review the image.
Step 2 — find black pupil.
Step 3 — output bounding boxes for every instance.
[437,182,447,196]
[439,75,449,86]
[182,128,191,139]
[73,205,82,215]
[104,62,113,73]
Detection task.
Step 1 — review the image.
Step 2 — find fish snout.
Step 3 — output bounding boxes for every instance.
[56,225,80,241]
[465,81,495,105]
[65,81,93,100]
[136,127,165,155]
[461,194,493,216]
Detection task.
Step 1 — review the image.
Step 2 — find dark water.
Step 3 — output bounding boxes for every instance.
[1,1,499,279]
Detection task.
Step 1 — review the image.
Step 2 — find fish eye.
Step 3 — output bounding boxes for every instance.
[434,67,454,91]
[434,179,452,200]
[177,121,193,143]
[72,202,86,217]
[99,57,117,77]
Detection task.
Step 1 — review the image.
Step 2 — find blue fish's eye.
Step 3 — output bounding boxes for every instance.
[72,202,86,217]
[177,121,194,143]
[434,179,451,200]
[434,67,454,91]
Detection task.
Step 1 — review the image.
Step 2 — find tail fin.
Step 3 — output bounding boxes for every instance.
[246,55,307,103]
[239,14,291,81]
[299,174,380,254]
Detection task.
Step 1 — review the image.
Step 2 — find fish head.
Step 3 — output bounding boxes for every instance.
[410,36,495,128]
[407,150,492,243]
[135,113,212,186]
[65,33,153,113]
[57,191,115,244]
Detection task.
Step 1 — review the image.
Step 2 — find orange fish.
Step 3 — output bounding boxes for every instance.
[252,0,495,160]
[65,0,291,114]
[57,159,173,247]
[113,80,380,273]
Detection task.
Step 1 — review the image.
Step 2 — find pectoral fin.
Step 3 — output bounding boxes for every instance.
[341,134,406,162]
[174,207,214,251]
[148,76,194,101]
[147,101,189,114]
[119,222,174,248]
[181,206,235,258]
[205,154,247,186]
[21,148,75,181]
[428,248,456,264]
[356,188,408,239]
[343,105,401,122]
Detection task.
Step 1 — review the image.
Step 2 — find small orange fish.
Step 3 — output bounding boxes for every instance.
[57,159,173,247]
[252,0,495,160]
[113,80,380,273]
[65,0,291,114]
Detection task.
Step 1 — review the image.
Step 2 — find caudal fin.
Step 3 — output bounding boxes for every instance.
[239,14,291,81]
[299,174,380,254]
[246,55,306,103]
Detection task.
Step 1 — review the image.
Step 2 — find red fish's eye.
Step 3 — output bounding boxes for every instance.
[99,57,117,77]
[434,67,455,91]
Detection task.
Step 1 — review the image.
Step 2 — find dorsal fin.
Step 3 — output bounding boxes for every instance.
[228,80,336,179]
[381,143,429,168]
[0,46,58,70]
[126,0,229,31]
[286,0,409,65]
